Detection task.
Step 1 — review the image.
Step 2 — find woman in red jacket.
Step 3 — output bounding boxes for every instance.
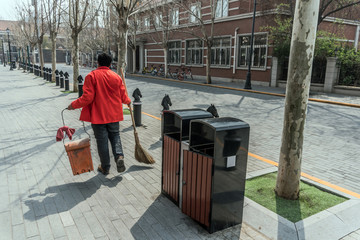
[68,53,131,175]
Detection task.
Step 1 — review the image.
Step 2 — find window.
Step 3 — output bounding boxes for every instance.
[155,14,162,28]
[211,37,231,66]
[215,0,228,18]
[144,17,150,30]
[238,34,267,68]
[168,41,181,64]
[171,9,179,26]
[186,39,203,65]
[190,4,200,23]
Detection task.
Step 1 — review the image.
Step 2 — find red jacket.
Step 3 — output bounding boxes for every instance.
[71,66,131,124]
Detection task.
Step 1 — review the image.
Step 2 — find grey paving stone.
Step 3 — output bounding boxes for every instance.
[83,210,107,238]
[0,211,12,240]
[73,216,96,240]
[91,205,121,240]
[59,211,75,227]
[12,223,26,240]
[112,218,135,240]
[47,213,67,239]
[36,216,54,240]
[64,225,82,240]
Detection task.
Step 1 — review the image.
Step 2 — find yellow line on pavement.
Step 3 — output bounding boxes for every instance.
[142,111,360,199]
[142,111,161,120]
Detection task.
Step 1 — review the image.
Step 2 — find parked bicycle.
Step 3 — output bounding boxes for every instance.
[142,64,156,74]
[157,64,165,77]
[177,66,193,81]
[168,66,179,79]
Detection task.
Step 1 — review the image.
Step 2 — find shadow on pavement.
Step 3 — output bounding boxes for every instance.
[126,165,153,174]
[149,140,161,150]
[23,175,123,221]
[130,195,243,239]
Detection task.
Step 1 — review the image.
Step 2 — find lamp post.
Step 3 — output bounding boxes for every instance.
[6,28,12,70]
[244,0,257,90]
[1,38,5,67]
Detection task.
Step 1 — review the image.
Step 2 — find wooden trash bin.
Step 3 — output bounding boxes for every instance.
[64,138,94,175]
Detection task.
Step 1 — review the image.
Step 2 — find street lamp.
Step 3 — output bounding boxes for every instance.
[6,28,12,70]
[244,0,257,90]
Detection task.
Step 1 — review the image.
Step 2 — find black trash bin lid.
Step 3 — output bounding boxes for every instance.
[191,117,249,131]
[163,109,213,120]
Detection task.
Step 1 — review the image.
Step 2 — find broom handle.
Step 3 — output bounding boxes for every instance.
[119,68,138,136]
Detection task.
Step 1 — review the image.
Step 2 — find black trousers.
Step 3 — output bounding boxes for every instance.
[91,122,124,171]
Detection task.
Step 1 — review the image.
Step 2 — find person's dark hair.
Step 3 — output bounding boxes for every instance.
[97,53,112,67]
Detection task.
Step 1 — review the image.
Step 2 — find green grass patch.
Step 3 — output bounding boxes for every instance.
[123,108,131,115]
[245,172,347,222]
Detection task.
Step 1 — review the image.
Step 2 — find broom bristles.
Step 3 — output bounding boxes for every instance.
[133,129,155,164]
[135,144,155,164]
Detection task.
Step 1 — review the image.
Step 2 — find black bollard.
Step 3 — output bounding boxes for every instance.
[132,88,143,126]
[78,75,84,98]
[43,67,47,79]
[47,68,52,81]
[59,71,64,88]
[55,70,59,86]
[30,64,33,73]
[64,72,69,91]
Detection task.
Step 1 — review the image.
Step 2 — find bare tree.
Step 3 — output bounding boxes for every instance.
[33,0,47,77]
[284,0,360,25]
[146,1,179,77]
[16,1,38,67]
[275,0,320,200]
[79,1,109,68]
[175,0,219,84]
[66,0,102,92]
[44,0,64,82]
[127,14,139,73]
[109,0,144,75]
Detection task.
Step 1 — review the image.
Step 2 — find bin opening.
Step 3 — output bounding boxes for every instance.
[190,143,214,157]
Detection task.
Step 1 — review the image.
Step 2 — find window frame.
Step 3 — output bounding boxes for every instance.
[215,0,229,18]
[144,17,150,30]
[237,33,268,70]
[185,39,203,66]
[210,36,232,68]
[168,40,182,65]
[154,13,162,29]
[189,3,201,23]
[171,8,179,26]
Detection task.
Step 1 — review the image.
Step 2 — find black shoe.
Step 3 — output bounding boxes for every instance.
[97,165,109,175]
[116,156,126,173]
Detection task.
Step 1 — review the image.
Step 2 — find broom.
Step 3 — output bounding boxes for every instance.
[119,69,155,164]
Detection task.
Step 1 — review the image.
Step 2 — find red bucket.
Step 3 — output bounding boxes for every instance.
[64,138,94,175]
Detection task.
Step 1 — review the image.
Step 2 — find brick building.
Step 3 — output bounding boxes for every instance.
[129,0,360,86]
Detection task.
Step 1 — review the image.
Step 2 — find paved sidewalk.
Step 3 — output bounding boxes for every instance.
[0,67,270,240]
[2,66,360,240]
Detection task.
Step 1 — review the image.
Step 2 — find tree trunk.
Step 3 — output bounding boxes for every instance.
[275,0,320,200]
[51,37,57,82]
[206,46,212,84]
[91,50,94,68]
[32,46,36,66]
[117,18,128,75]
[72,34,79,92]
[38,43,44,77]
[163,48,168,77]
[132,48,136,73]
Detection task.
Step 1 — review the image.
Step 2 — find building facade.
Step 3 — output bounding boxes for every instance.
[129,0,360,86]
